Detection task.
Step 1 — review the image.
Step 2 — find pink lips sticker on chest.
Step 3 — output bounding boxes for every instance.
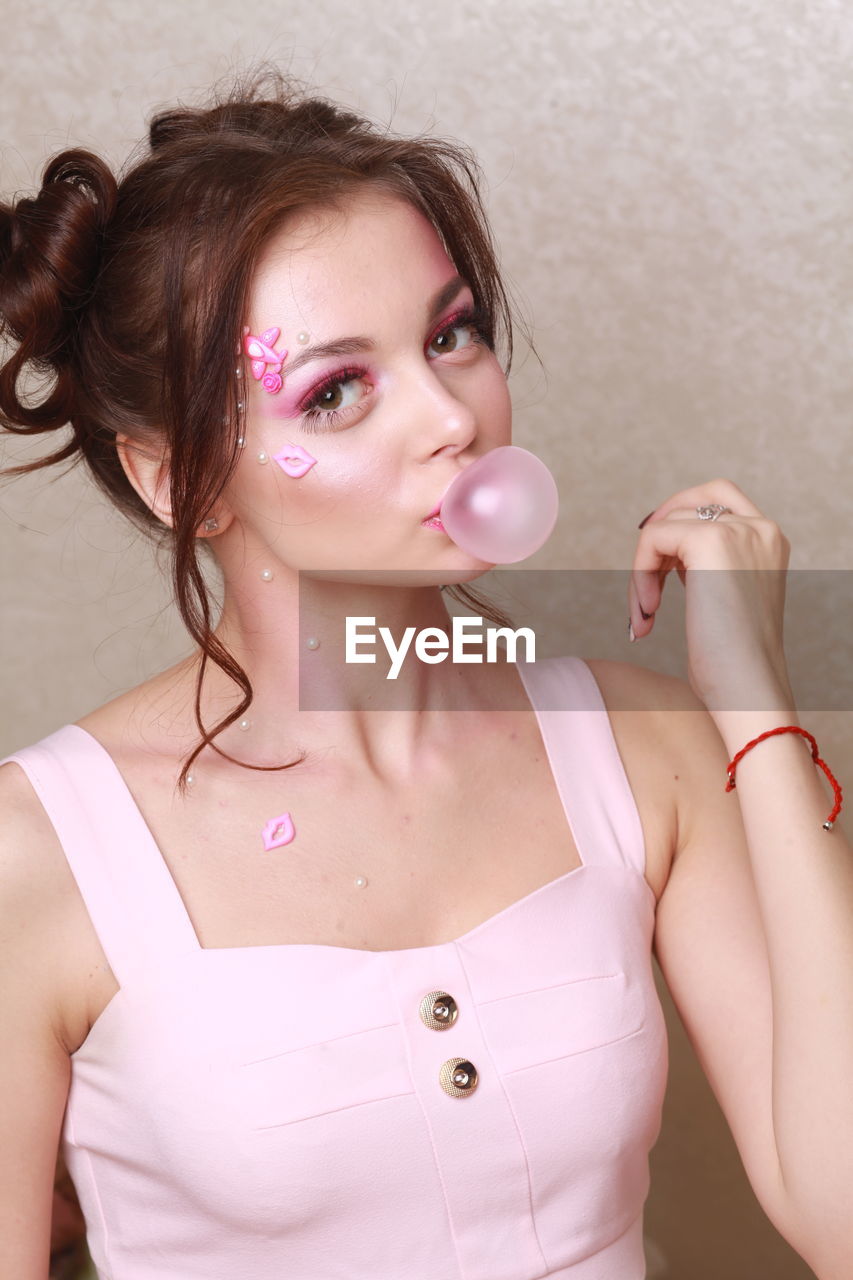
[262,812,296,850]
[272,444,317,478]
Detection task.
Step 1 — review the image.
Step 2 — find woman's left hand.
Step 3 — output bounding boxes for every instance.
[629,479,794,712]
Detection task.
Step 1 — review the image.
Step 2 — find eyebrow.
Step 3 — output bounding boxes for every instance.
[279,274,470,377]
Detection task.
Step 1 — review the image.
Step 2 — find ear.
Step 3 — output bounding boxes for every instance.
[115,433,234,538]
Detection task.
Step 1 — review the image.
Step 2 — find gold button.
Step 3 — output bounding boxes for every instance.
[419,990,459,1030]
[439,1057,478,1097]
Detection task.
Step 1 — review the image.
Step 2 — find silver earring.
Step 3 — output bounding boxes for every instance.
[204,517,219,532]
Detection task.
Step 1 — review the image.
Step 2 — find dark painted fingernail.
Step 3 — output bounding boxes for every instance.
[638,511,655,529]
[640,606,652,620]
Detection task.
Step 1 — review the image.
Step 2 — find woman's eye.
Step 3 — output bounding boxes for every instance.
[312,378,360,412]
[301,369,372,429]
[428,320,478,356]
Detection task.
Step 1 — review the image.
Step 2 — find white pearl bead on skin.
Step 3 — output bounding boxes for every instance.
[186,773,196,786]
[297,331,310,344]
[306,636,320,650]
[257,451,269,465]
[238,718,251,731]
[354,875,368,888]
[260,568,273,582]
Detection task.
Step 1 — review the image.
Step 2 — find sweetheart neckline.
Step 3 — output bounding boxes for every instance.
[69,858,655,1063]
[62,655,651,962]
[63,718,603,958]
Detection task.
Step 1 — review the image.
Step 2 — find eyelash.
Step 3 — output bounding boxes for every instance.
[298,305,494,433]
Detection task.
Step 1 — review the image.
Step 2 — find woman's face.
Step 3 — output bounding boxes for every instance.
[224,187,512,582]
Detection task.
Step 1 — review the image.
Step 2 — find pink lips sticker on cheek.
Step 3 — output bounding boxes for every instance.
[273,444,317,478]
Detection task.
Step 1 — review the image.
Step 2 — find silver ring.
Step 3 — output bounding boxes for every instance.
[696,504,730,522]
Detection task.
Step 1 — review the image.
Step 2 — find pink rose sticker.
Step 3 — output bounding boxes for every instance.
[261,371,283,395]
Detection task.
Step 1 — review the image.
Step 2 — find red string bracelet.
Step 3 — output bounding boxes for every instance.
[725,726,843,831]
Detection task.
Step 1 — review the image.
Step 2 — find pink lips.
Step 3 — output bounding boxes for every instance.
[273,444,317,478]
[422,495,448,530]
[421,502,443,528]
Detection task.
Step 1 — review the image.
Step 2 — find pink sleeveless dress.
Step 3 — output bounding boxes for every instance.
[2,655,668,1279]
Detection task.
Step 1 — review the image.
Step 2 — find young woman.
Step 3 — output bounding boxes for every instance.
[1,74,850,1280]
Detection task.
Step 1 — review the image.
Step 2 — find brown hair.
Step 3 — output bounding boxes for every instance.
[0,70,520,792]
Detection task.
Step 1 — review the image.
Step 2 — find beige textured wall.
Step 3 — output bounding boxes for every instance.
[2,2,851,1277]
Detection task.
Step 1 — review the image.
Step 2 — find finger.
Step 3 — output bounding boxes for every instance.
[632,519,730,621]
[640,478,764,526]
[627,571,655,641]
[656,505,759,525]
[630,555,677,637]
[633,505,761,622]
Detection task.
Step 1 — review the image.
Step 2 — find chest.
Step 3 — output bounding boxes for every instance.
[131,715,587,952]
[65,870,667,1280]
[65,704,672,1054]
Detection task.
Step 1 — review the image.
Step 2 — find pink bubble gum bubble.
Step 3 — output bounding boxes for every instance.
[439,446,559,564]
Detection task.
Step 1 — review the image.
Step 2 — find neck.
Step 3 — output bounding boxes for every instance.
[157,576,525,781]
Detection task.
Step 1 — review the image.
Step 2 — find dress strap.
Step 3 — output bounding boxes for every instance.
[514,655,647,878]
[0,725,200,985]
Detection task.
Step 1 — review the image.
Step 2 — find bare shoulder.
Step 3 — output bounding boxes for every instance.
[73,655,199,743]
[0,762,80,1264]
[0,757,73,916]
[0,658,197,1057]
[583,657,728,778]
[581,658,714,900]
[583,657,705,714]
[0,760,82,1055]
[0,756,118,1056]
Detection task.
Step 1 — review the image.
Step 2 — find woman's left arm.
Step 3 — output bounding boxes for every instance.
[628,479,853,1279]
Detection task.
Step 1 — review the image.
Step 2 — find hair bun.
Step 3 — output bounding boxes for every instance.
[0,148,117,430]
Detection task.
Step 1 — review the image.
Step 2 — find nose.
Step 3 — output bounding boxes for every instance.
[411,363,477,458]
